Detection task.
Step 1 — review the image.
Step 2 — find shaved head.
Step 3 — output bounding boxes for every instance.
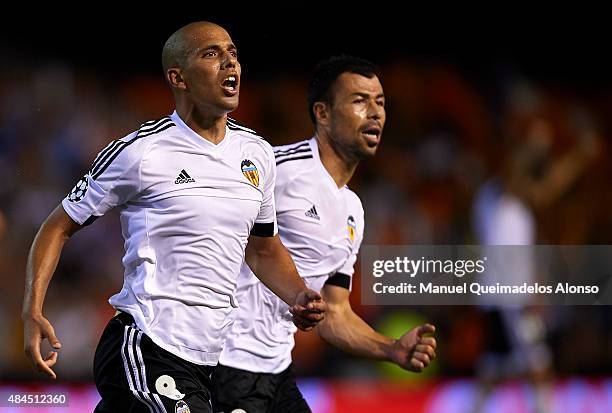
[162,21,227,73]
[162,20,241,118]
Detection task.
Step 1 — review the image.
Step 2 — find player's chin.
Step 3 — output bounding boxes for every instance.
[218,94,240,111]
[225,100,240,112]
[358,145,378,160]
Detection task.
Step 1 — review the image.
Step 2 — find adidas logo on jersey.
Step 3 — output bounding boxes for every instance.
[305,205,320,220]
[175,169,195,184]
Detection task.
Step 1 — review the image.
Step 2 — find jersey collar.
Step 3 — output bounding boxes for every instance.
[170,111,231,150]
[309,137,348,193]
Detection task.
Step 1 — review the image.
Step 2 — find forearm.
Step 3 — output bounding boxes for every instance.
[533,150,590,209]
[317,306,394,361]
[513,149,591,211]
[22,206,78,318]
[246,235,307,306]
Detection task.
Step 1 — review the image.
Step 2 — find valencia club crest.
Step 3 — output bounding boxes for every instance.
[175,400,190,413]
[241,159,259,187]
[347,215,356,243]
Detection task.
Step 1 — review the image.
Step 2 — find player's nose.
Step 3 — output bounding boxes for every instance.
[222,50,238,69]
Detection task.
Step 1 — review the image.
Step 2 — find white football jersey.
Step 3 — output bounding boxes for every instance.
[62,111,277,365]
[219,137,365,373]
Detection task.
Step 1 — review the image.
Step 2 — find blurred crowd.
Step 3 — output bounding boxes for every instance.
[0,52,610,382]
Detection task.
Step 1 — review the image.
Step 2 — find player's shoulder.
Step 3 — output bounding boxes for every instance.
[227,118,268,144]
[344,186,365,215]
[273,139,315,168]
[117,115,177,152]
[227,117,260,136]
[227,117,275,156]
[123,115,177,142]
[89,115,177,178]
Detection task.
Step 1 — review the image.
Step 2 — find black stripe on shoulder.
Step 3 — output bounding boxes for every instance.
[140,117,163,127]
[276,154,313,166]
[92,140,118,165]
[136,117,174,136]
[90,140,127,177]
[227,122,265,140]
[227,123,251,133]
[274,147,312,159]
[136,122,175,138]
[140,117,165,127]
[91,119,175,180]
[90,140,123,175]
[325,272,351,290]
[274,141,309,155]
[138,117,172,134]
[227,117,256,132]
[250,222,275,237]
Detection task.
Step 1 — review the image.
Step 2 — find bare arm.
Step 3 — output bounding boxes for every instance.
[245,234,326,330]
[22,205,82,379]
[317,283,436,372]
[509,130,600,211]
[245,234,306,306]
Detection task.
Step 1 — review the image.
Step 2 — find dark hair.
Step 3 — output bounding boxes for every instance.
[307,55,379,124]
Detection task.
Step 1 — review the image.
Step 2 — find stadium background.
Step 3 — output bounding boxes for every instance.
[0,9,610,412]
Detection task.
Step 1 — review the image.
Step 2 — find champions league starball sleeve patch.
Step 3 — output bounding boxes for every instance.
[67,175,89,203]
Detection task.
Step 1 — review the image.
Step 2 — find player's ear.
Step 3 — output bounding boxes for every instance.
[313,102,330,125]
[166,68,187,91]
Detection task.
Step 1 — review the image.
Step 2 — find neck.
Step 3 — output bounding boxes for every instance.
[315,131,358,188]
[176,102,227,144]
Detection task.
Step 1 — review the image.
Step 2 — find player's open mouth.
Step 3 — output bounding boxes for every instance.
[361,125,381,146]
[221,74,239,96]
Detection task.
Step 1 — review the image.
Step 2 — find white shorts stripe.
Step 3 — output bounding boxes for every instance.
[153,394,166,412]
[121,326,157,413]
[134,329,167,413]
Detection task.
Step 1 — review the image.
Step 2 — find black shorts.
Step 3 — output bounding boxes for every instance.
[93,311,215,413]
[212,363,311,413]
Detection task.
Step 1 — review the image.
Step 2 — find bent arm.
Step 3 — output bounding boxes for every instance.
[514,149,593,211]
[245,235,326,330]
[22,205,82,379]
[245,234,308,306]
[318,283,436,371]
[509,130,600,212]
[317,283,394,360]
[22,205,82,318]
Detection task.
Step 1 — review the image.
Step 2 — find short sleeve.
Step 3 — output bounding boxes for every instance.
[250,143,278,237]
[61,135,142,225]
[330,246,359,291]
[327,195,366,290]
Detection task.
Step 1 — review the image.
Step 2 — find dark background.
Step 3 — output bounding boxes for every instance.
[3,8,612,86]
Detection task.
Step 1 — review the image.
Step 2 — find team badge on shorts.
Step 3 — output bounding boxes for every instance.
[347,215,356,243]
[175,400,190,413]
[241,159,259,187]
[68,175,89,203]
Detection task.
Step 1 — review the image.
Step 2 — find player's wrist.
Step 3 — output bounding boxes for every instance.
[385,338,401,363]
[21,309,43,321]
[292,285,312,306]
[288,289,303,307]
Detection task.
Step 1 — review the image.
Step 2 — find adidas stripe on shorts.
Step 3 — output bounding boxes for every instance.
[93,312,215,413]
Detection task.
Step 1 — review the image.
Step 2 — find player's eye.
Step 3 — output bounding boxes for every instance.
[203,50,217,58]
[353,98,366,104]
